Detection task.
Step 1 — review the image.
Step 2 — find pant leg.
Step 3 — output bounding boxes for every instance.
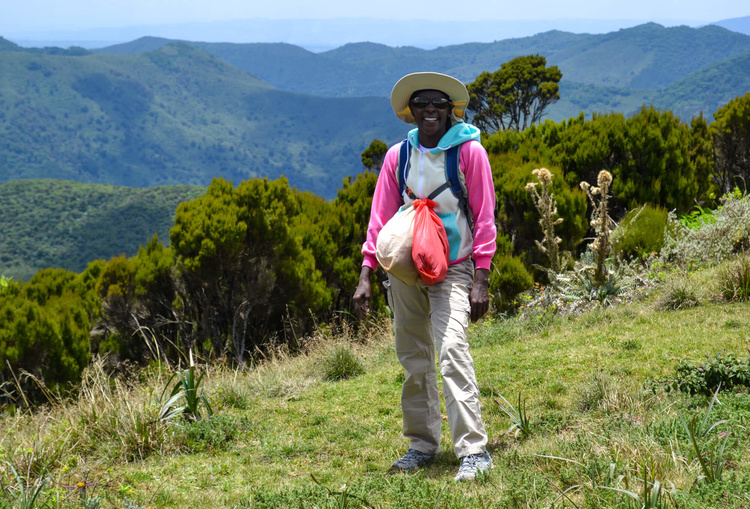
[386,276,442,455]
[428,259,488,458]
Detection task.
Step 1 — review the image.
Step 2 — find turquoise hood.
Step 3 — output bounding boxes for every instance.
[407,122,482,154]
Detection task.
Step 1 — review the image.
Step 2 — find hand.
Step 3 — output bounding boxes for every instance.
[470,268,490,323]
[353,267,374,320]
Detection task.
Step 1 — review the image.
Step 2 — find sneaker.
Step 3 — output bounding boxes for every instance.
[390,449,435,472]
[454,452,493,481]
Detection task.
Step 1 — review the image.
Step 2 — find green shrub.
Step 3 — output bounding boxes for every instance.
[0,268,98,404]
[489,255,534,313]
[717,253,750,302]
[612,204,668,261]
[322,345,364,382]
[660,191,750,267]
[647,352,750,395]
[679,205,715,229]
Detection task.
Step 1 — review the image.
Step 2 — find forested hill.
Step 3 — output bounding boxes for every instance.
[0,42,406,197]
[95,23,750,100]
[0,179,204,281]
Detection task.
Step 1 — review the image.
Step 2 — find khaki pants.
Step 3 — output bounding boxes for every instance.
[385,259,488,459]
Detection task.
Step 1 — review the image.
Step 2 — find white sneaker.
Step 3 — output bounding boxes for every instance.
[390,449,435,472]
[454,452,493,481]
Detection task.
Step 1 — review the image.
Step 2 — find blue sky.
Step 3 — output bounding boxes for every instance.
[2,0,747,31]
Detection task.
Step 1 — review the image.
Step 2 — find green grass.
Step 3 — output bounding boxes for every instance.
[2,273,750,508]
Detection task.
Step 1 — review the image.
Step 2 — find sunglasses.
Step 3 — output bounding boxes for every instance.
[409,97,452,110]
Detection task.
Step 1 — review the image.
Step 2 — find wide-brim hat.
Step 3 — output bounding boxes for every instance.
[390,72,470,124]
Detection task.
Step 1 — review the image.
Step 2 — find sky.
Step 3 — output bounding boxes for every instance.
[1,0,748,49]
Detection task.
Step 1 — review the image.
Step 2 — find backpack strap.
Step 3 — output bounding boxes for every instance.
[397,139,410,198]
[446,145,474,232]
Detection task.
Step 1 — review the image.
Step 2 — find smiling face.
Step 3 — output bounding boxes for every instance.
[408,89,452,148]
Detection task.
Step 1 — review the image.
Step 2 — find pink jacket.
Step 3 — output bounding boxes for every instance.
[362,139,497,271]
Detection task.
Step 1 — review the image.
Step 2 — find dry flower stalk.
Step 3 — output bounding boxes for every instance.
[580,170,614,284]
[526,168,570,273]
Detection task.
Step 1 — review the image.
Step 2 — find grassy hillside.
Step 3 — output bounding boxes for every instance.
[1,263,749,507]
[0,42,406,198]
[0,179,204,281]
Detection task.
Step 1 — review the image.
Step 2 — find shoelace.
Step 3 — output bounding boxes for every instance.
[458,455,479,472]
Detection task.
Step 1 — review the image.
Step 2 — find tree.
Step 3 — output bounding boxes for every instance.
[711,92,750,195]
[169,177,332,363]
[467,55,562,133]
[361,138,388,172]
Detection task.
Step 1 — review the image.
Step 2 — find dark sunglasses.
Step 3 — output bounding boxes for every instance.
[409,97,452,110]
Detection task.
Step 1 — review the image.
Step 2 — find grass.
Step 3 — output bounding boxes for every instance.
[2,268,750,508]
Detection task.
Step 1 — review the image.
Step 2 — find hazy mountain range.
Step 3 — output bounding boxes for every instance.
[7,15,750,52]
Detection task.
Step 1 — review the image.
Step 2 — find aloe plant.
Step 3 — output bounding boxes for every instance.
[494,392,531,438]
[160,351,213,421]
[0,461,49,509]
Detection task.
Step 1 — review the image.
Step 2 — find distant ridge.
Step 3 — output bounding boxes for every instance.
[92,23,750,103]
[711,15,750,36]
[5,17,702,52]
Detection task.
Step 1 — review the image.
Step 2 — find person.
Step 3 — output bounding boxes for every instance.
[352,72,497,481]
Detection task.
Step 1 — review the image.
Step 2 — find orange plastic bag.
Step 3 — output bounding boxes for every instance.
[412,198,449,285]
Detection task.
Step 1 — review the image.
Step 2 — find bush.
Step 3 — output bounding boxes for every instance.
[660,190,750,268]
[717,253,750,302]
[489,255,534,313]
[612,204,668,261]
[0,268,99,404]
[647,352,750,395]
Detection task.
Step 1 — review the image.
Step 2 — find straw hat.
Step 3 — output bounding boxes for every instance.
[390,72,469,124]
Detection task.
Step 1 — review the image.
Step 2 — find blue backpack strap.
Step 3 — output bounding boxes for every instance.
[397,139,410,198]
[446,145,474,232]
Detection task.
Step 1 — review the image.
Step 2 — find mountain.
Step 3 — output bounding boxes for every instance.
[0,180,204,281]
[2,23,748,204]
[0,42,406,198]
[0,37,20,51]
[89,24,750,124]
[95,23,750,97]
[656,52,750,120]
[712,16,750,36]
[7,17,700,52]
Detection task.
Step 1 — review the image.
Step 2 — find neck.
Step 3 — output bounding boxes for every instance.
[418,131,444,149]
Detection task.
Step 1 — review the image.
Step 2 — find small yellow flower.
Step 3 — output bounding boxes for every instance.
[77,482,85,488]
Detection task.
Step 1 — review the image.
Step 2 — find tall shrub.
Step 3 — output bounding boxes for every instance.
[0,266,101,405]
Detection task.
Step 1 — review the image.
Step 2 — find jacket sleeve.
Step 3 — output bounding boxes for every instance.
[361,144,404,269]
[461,140,497,271]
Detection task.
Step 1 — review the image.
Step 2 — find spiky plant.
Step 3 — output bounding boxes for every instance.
[526,168,570,274]
[580,170,614,285]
